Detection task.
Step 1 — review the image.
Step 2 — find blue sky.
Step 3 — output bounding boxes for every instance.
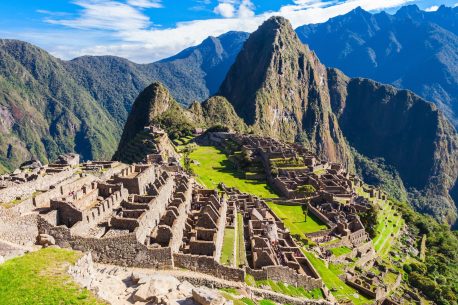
[0,0,456,63]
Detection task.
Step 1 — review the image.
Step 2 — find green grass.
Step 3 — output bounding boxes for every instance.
[220,287,239,294]
[329,246,352,257]
[266,203,327,237]
[373,201,404,257]
[188,145,278,198]
[236,212,247,267]
[241,298,257,305]
[220,291,246,305]
[254,279,324,299]
[302,251,370,305]
[259,300,276,305]
[221,228,235,266]
[0,248,104,305]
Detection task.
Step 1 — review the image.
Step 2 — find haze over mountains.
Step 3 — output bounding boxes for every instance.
[0,5,457,224]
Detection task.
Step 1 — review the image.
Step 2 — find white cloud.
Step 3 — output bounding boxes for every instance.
[424,5,439,11]
[213,0,255,18]
[127,0,163,8]
[238,0,255,18]
[36,0,413,63]
[46,1,150,31]
[213,3,236,18]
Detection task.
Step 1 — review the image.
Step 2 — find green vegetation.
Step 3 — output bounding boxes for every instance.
[220,287,239,294]
[221,228,235,266]
[266,203,327,237]
[0,248,104,305]
[259,300,276,305]
[303,251,370,305]
[253,279,323,299]
[153,102,196,140]
[352,149,407,203]
[236,213,247,266]
[188,145,278,198]
[394,200,458,305]
[372,201,404,257]
[241,298,257,305]
[358,203,379,239]
[329,246,352,257]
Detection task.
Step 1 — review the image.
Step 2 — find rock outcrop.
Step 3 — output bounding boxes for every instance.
[218,16,354,169]
[218,16,458,223]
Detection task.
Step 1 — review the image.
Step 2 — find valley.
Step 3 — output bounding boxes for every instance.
[0,5,456,305]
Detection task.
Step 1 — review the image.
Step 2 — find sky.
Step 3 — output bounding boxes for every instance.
[0,0,457,63]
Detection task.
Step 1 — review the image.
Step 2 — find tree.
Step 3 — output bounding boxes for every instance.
[182,143,197,174]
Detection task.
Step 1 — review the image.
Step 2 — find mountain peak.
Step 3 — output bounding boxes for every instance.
[350,6,370,16]
[396,4,422,17]
[258,16,296,39]
[218,16,352,167]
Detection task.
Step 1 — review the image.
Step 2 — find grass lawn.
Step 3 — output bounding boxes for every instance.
[221,228,235,266]
[189,145,278,198]
[329,246,352,257]
[0,248,104,305]
[373,202,404,257]
[254,279,324,299]
[302,251,370,305]
[266,203,327,237]
[236,212,247,267]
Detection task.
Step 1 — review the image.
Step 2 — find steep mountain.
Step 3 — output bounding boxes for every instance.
[0,39,119,170]
[218,16,458,223]
[296,5,458,127]
[188,96,248,132]
[65,31,249,126]
[0,31,247,170]
[114,82,245,163]
[218,16,354,169]
[150,31,249,107]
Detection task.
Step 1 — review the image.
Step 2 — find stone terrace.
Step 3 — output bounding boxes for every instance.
[223,185,322,290]
[179,189,227,259]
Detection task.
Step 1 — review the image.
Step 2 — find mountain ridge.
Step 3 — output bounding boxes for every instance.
[296,4,458,126]
[217,16,458,224]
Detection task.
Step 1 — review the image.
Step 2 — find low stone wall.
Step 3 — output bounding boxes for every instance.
[246,266,322,291]
[173,253,245,282]
[39,215,173,268]
[305,229,333,239]
[34,175,95,208]
[306,204,334,229]
[0,206,38,246]
[0,169,75,204]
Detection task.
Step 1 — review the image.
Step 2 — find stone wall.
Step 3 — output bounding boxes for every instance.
[38,216,173,268]
[0,207,38,246]
[33,174,95,208]
[0,169,76,204]
[173,253,245,282]
[246,266,322,291]
[133,175,175,243]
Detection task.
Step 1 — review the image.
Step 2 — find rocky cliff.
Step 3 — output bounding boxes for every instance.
[218,17,354,169]
[218,16,458,223]
[296,5,458,127]
[114,82,245,162]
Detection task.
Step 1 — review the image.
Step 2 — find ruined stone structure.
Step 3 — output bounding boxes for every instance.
[180,189,227,259]
[223,185,322,290]
[0,128,403,303]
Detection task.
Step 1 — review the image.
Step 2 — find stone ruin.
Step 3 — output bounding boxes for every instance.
[222,185,322,290]
[0,128,403,303]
